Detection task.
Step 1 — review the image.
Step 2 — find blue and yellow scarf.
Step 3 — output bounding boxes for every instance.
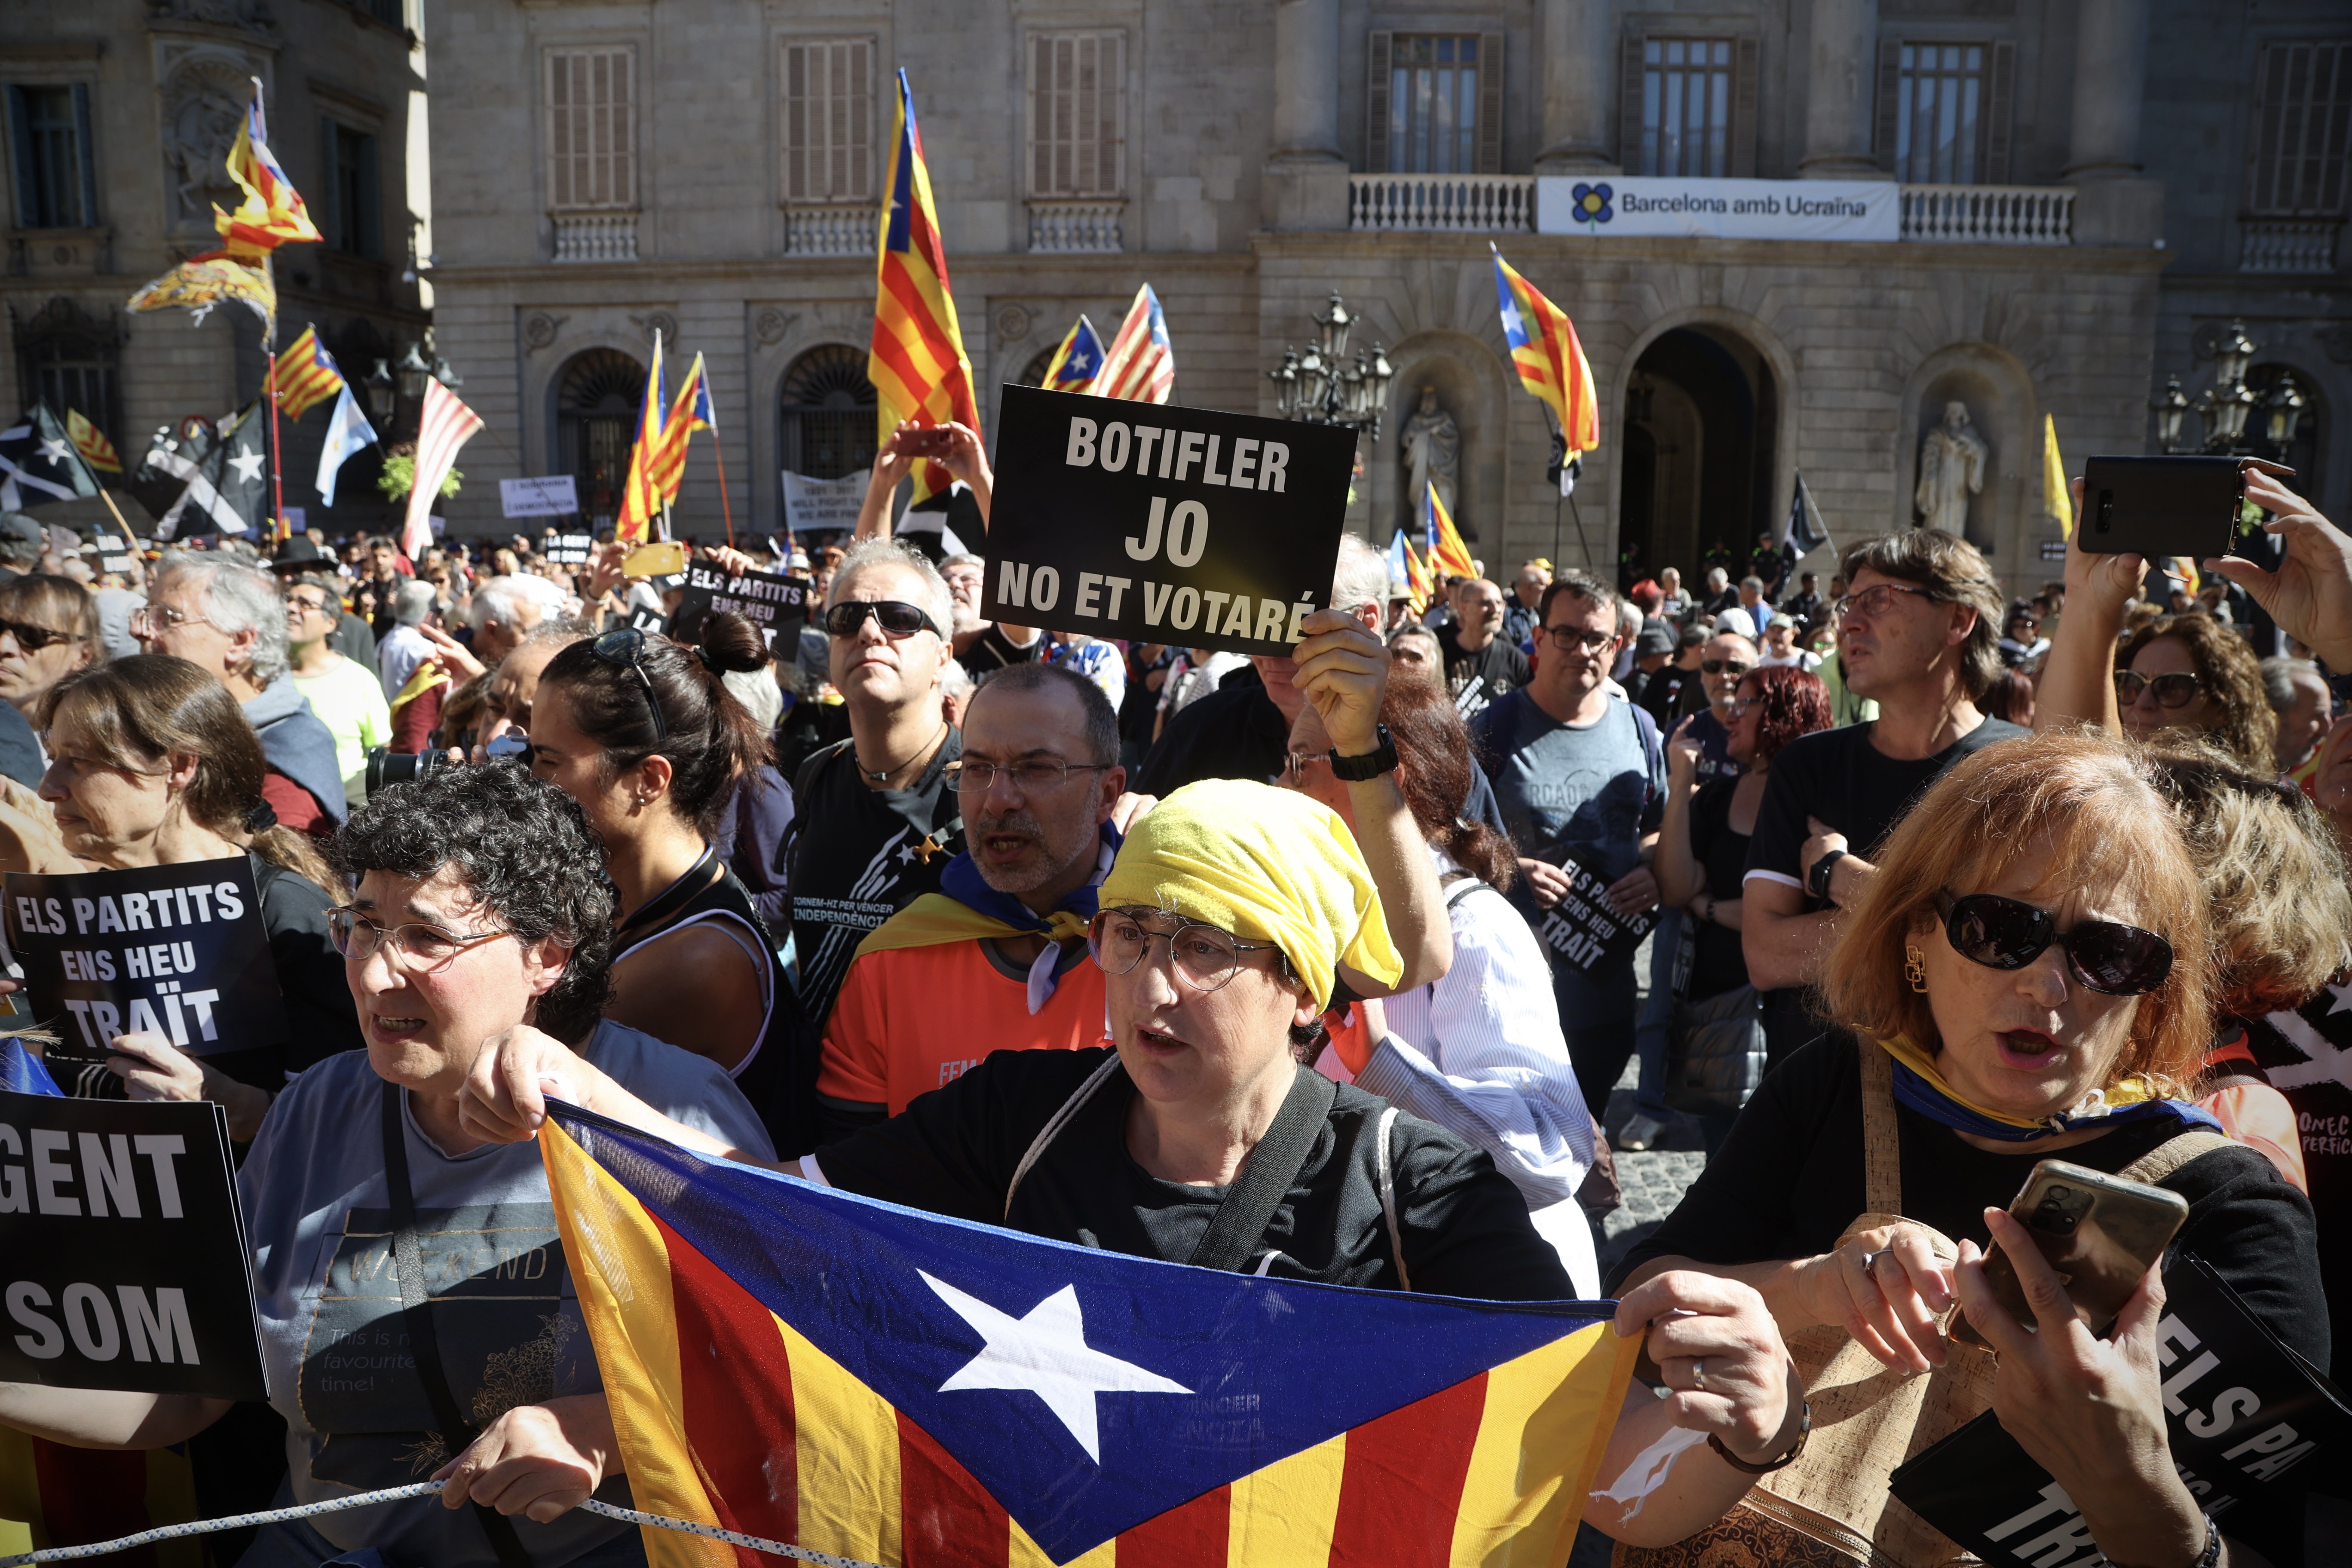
[1877,1035,2221,1142]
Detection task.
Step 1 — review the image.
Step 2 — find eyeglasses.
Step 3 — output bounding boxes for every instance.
[2114,670,2202,709]
[824,600,939,640]
[328,907,512,974]
[283,596,333,619]
[1089,909,1281,992]
[1700,658,1753,676]
[589,628,668,743]
[1725,698,1758,718]
[130,603,211,637]
[1542,625,1616,653]
[1833,583,1935,622]
[0,618,80,652]
[1933,891,2173,998]
[944,759,1110,794]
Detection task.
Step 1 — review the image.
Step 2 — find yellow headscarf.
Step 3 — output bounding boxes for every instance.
[1097,779,1403,1007]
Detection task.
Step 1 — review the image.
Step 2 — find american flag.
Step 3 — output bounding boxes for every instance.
[402,379,482,557]
[274,325,346,422]
[1093,282,1176,404]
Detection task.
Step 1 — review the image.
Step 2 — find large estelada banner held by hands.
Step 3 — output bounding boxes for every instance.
[4,860,288,1092]
[981,385,1359,656]
[667,561,812,661]
[0,1090,266,1397]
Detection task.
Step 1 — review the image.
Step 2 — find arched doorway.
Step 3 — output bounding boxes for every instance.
[778,344,877,479]
[554,348,646,529]
[1619,327,1778,584]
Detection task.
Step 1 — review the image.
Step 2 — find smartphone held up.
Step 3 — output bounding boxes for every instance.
[1952,1159,2188,1348]
[2076,454,2291,563]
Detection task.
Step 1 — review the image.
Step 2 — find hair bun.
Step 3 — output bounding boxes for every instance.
[698,609,771,674]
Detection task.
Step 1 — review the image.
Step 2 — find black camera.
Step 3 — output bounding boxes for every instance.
[365,747,448,793]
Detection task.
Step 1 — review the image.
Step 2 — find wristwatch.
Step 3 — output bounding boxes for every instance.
[1808,847,1847,902]
[1708,1401,1812,1474]
[1329,724,1399,782]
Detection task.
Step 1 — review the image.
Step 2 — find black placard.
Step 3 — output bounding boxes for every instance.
[4,861,289,1074]
[0,1090,266,1397]
[546,533,595,566]
[1890,1256,2349,1565]
[668,563,812,660]
[980,386,1358,656]
[1529,851,1657,973]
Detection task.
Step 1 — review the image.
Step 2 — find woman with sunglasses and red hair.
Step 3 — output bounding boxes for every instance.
[526,610,800,1150]
[1609,730,2324,1568]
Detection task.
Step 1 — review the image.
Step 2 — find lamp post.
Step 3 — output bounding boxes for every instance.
[363,359,397,427]
[1266,290,1393,442]
[2151,319,2297,458]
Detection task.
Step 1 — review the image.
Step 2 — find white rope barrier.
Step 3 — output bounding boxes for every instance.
[0,1482,889,1568]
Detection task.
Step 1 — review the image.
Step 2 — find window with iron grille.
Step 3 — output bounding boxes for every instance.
[1027,31,1124,197]
[12,298,119,444]
[783,38,874,203]
[545,48,635,211]
[5,83,97,230]
[2247,40,2352,216]
[778,344,877,482]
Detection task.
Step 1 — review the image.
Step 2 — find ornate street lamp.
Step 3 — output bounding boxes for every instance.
[2151,319,2294,459]
[1267,291,1393,442]
[1268,349,1299,417]
[363,359,397,425]
[2264,371,2307,449]
[2150,375,2189,451]
[2212,321,2257,388]
[395,342,434,402]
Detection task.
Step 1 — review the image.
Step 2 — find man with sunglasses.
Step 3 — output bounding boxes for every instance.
[1741,529,2022,1018]
[1470,572,1667,1120]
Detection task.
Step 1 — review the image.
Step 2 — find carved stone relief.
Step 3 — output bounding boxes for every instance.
[630,309,679,345]
[522,312,568,352]
[158,54,254,230]
[753,307,797,346]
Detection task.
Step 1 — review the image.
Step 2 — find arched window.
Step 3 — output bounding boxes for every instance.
[1017,347,1057,386]
[778,344,876,480]
[11,297,120,442]
[554,348,646,528]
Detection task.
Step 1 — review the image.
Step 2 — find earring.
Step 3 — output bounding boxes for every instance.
[1904,944,1929,993]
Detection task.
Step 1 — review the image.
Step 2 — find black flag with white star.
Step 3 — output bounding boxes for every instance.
[148,403,267,539]
[0,402,103,511]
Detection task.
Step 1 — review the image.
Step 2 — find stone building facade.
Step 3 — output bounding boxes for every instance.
[419,0,2347,594]
[2,0,428,537]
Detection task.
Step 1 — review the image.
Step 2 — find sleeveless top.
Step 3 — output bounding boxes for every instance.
[611,854,807,1155]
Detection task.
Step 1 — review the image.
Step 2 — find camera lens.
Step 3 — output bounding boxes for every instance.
[364,747,445,794]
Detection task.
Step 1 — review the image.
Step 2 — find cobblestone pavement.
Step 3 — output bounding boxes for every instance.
[1588,930,1712,1280]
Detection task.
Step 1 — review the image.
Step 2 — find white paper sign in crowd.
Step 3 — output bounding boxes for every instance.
[1536,177,1901,242]
[499,474,581,519]
[782,468,870,533]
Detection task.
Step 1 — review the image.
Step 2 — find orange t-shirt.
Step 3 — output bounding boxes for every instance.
[817,938,1109,1114]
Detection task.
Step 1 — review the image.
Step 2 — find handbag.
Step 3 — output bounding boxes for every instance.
[1663,982,1767,1117]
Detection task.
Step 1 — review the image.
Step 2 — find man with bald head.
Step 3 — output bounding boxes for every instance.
[1436,577,1531,720]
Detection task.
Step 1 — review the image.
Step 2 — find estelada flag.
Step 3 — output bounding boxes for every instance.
[275,325,347,422]
[870,70,980,505]
[615,333,668,543]
[1041,315,1106,394]
[1491,247,1598,461]
[650,352,716,508]
[1424,483,1478,582]
[212,77,322,260]
[542,1103,1634,1568]
[66,409,122,475]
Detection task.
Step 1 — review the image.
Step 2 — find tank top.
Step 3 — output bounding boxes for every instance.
[611,850,806,1155]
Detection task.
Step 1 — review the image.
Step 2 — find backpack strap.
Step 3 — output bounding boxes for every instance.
[1186,1066,1338,1273]
[2119,1129,2234,1187]
[1004,1052,1126,1220]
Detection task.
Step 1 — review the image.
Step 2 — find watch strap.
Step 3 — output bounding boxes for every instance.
[1809,847,1847,900]
[1328,725,1398,782]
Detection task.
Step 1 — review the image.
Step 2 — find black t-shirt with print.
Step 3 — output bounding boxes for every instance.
[788,729,963,1044]
[959,623,1047,678]
[2244,983,2352,1392]
[1435,626,1531,721]
[1744,717,2028,890]
[814,1046,1571,1300]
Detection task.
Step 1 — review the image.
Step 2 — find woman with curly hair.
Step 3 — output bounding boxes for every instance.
[2111,610,2276,770]
[0,762,773,1568]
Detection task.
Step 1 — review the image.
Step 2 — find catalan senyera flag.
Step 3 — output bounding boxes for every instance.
[1041,315,1107,394]
[212,78,322,260]
[1424,483,1478,582]
[1094,284,1176,405]
[65,408,121,475]
[871,70,980,505]
[615,333,669,543]
[542,1103,1634,1568]
[275,325,347,422]
[650,352,716,508]
[1491,247,1598,460]
[2042,413,2073,541]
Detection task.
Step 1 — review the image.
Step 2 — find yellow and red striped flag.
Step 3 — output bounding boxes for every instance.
[615,333,668,542]
[542,1101,1634,1568]
[1424,482,1478,581]
[401,379,482,559]
[650,352,716,508]
[211,78,322,261]
[1491,246,1599,460]
[870,70,979,505]
[274,325,346,422]
[1094,283,1176,404]
[65,409,121,475]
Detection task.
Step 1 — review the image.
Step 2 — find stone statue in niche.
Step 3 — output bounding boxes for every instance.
[1400,386,1460,524]
[160,59,251,228]
[1914,400,1988,535]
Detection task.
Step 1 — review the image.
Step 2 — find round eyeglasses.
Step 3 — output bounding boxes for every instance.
[328,907,512,974]
[1089,909,1281,992]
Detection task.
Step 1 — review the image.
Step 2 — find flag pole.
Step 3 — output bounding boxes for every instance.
[96,488,138,548]
[263,258,285,541]
[710,432,736,548]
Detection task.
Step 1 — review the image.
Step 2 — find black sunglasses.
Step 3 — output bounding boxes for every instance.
[824,600,939,640]
[1934,891,2173,997]
[0,618,78,652]
[1701,658,1752,675]
[2114,670,2202,709]
[589,628,668,743]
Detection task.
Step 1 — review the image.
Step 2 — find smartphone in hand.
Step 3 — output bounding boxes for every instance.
[1951,1159,2188,1347]
[2078,456,2247,562]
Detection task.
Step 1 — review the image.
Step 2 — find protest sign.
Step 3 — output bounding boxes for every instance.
[980,386,1357,657]
[0,1090,265,1397]
[667,561,812,660]
[545,533,595,566]
[1530,851,1656,973]
[4,861,289,1095]
[500,475,580,519]
[282,506,306,534]
[782,468,868,533]
[1892,1256,2347,1565]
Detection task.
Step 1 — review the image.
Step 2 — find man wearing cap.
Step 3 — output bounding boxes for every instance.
[0,514,45,584]
[271,535,377,676]
[1756,612,1821,671]
[1638,623,1706,732]
[1622,619,1678,709]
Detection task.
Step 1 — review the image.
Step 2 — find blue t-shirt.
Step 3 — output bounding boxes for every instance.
[238,1021,775,1568]
[1470,690,1666,1020]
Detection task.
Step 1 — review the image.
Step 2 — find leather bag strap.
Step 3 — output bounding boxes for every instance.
[1187,1066,1338,1274]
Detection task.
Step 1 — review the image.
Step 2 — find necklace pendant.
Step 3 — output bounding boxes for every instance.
[913,835,941,864]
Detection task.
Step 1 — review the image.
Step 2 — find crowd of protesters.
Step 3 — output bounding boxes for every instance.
[0,425,2349,1568]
